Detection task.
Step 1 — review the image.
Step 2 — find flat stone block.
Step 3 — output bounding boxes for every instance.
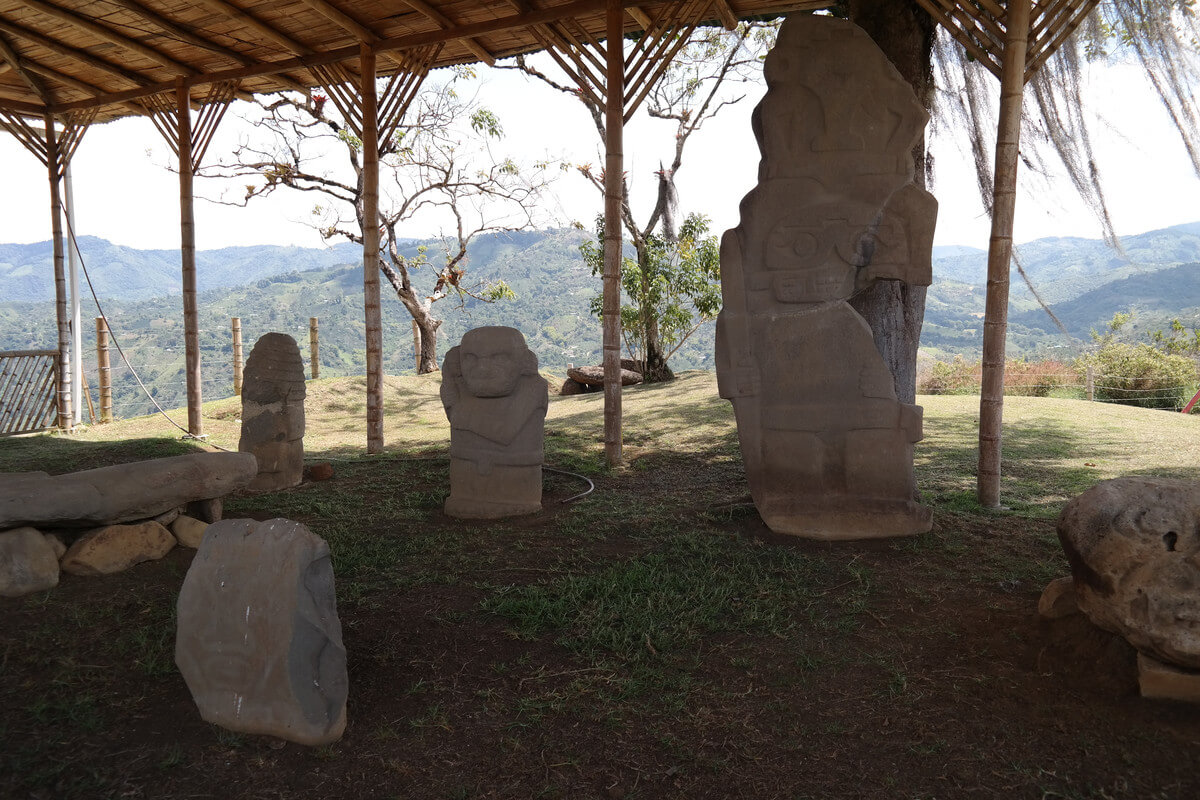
[1138,653,1200,703]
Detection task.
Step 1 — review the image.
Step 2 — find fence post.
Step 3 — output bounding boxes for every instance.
[232,317,243,396]
[310,317,319,379]
[1086,364,1094,402]
[95,317,113,423]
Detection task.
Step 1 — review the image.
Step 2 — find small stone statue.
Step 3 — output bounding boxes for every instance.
[441,327,548,519]
[715,15,935,540]
[239,333,306,492]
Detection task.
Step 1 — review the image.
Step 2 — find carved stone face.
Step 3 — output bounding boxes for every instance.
[459,328,527,398]
[1058,477,1200,669]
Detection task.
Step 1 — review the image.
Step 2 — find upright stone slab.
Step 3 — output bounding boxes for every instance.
[239,333,306,492]
[176,518,347,746]
[715,15,935,540]
[1058,477,1200,670]
[441,327,548,519]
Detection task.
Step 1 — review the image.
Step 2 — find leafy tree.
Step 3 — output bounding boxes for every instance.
[203,71,547,373]
[502,21,776,381]
[580,212,720,371]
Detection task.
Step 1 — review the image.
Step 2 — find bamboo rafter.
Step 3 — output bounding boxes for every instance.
[140,81,236,170]
[0,105,94,174]
[530,0,717,123]
[311,44,439,144]
[913,0,1100,83]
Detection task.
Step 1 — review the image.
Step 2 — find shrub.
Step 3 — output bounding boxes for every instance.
[920,356,979,395]
[1080,343,1198,410]
[918,357,1074,397]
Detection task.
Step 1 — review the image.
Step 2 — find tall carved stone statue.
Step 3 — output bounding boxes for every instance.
[716,15,936,540]
[239,333,306,492]
[441,327,548,519]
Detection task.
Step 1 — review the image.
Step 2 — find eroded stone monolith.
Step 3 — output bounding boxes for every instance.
[715,15,934,540]
[441,327,548,519]
[175,518,346,746]
[239,333,306,492]
[1058,477,1200,670]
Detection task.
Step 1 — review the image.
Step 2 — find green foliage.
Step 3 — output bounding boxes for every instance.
[1080,310,1199,409]
[580,213,720,366]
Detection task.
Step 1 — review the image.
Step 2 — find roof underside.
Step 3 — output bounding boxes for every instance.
[0,0,833,124]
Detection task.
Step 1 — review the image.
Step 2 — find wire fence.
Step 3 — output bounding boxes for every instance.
[918,369,1200,409]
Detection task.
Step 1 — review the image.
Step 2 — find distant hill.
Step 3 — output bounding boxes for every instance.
[5,221,1200,419]
[0,236,365,302]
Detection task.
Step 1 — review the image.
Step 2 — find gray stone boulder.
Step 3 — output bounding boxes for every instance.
[60,521,175,576]
[0,452,257,529]
[176,518,347,746]
[0,527,60,597]
[567,365,643,387]
[1058,477,1200,669]
[239,333,306,492]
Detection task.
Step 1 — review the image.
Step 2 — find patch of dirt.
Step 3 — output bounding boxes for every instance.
[3,467,1200,800]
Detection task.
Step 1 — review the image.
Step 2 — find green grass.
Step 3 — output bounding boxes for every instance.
[6,371,1200,798]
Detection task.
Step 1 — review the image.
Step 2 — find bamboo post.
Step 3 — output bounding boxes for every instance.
[977,0,1033,508]
[96,317,112,423]
[412,320,420,373]
[177,79,203,437]
[602,0,625,468]
[44,113,72,431]
[361,44,384,453]
[309,317,319,379]
[1086,364,1094,401]
[232,317,243,395]
[65,162,83,426]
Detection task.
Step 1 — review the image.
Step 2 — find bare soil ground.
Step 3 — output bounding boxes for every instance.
[2,376,1199,799]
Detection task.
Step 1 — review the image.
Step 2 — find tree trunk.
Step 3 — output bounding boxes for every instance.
[847,0,936,406]
[413,310,441,374]
[634,241,675,383]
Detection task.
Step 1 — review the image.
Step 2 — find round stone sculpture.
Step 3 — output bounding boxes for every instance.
[1057,477,1200,669]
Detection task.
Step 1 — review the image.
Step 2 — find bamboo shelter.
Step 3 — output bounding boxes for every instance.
[0,0,1098,502]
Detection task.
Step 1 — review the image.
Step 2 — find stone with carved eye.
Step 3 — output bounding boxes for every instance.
[1058,477,1200,669]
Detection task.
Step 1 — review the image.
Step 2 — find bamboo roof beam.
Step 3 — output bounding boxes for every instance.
[399,0,497,65]
[0,16,151,89]
[45,0,614,116]
[18,0,197,76]
[190,0,316,56]
[297,0,378,43]
[713,0,739,30]
[104,0,310,93]
[0,32,52,103]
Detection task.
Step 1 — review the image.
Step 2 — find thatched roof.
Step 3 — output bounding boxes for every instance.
[0,0,833,123]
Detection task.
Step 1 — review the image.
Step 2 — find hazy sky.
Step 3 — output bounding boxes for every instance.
[1,50,1197,253]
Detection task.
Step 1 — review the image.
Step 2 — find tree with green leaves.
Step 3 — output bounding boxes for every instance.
[502,21,776,381]
[580,212,721,372]
[204,71,547,373]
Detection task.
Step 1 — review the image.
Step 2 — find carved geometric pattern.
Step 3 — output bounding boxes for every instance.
[914,0,1100,82]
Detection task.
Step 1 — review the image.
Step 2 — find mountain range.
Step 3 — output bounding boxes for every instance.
[3,222,1200,417]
